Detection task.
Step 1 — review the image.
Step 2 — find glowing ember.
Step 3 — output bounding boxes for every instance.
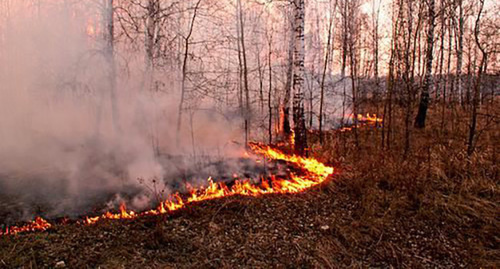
[1,144,334,236]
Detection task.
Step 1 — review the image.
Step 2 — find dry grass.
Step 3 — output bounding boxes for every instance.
[0,104,498,268]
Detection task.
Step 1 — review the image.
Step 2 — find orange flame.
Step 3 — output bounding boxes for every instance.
[357,113,383,123]
[0,217,51,236]
[338,113,383,132]
[2,145,334,235]
[86,18,96,37]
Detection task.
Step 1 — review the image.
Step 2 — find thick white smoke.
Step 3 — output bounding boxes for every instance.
[0,1,244,222]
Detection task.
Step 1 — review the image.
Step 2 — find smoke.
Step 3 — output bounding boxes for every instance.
[0,1,244,223]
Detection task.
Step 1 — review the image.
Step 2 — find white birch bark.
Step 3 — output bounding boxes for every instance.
[292,0,307,154]
[414,0,436,129]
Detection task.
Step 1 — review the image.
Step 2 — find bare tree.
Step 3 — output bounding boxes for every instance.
[282,3,295,140]
[468,0,486,156]
[339,0,349,127]
[372,0,381,123]
[237,0,251,146]
[382,0,402,149]
[267,27,273,144]
[455,0,464,106]
[414,0,436,129]
[144,0,160,90]
[176,0,202,145]
[347,0,361,148]
[95,0,120,135]
[319,0,337,145]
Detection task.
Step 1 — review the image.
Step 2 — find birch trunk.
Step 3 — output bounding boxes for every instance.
[292,0,307,155]
[414,0,436,129]
[282,6,295,138]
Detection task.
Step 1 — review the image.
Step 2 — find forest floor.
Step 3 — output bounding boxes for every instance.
[0,105,498,268]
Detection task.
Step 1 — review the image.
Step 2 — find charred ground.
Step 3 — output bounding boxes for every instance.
[0,155,293,226]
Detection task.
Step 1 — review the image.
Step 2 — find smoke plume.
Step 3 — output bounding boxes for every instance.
[0,1,243,223]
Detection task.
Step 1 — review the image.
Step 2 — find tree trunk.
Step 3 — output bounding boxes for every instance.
[383,0,400,149]
[448,13,459,130]
[256,43,264,114]
[104,0,120,134]
[338,0,349,129]
[347,0,359,148]
[238,0,251,145]
[319,0,336,144]
[176,0,202,144]
[282,6,295,139]
[373,0,380,127]
[456,0,464,106]
[292,0,307,155]
[144,0,159,90]
[268,34,273,144]
[437,0,446,131]
[414,0,436,129]
[468,0,485,156]
[143,0,160,155]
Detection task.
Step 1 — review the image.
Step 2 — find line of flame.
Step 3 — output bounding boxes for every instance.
[356,113,383,123]
[338,113,383,132]
[1,144,334,236]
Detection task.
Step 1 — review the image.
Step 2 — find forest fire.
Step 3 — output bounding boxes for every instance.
[1,144,334,236]
[0,0,496,266]
[0,112,382,237]
[338,113,383,132]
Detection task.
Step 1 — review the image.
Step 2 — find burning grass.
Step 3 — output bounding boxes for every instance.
[1,144,334,236]
[0,107,497,268]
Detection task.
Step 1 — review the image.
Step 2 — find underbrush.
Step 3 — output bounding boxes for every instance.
[312,103,499,267]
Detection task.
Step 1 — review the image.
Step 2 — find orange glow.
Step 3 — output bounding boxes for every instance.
[356,113,383,124]
[339,113,383,132]
[0,217,51,236]
[278,106,285,135]
[289,129,295,147]
[2,144,334,236]
[86,18,95,37]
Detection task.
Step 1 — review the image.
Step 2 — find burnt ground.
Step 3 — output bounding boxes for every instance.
[0,155,291,227]
[0,174,497,268]
[0,106,499,268]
